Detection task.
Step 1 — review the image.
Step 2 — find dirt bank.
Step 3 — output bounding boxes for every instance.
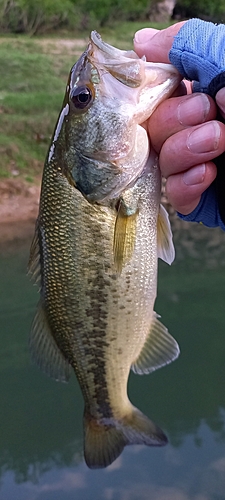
[0,179,40,252]
[0,178,40,224]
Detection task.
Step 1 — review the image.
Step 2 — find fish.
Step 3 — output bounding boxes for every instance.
[28,31,181,469]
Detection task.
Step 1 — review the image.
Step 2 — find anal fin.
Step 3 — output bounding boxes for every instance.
[29,300,72,382]
[131,312,180,374]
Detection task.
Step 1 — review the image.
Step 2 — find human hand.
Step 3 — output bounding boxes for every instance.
[134,24,225,217]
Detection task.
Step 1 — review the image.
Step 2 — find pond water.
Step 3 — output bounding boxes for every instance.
[1,218,225,500]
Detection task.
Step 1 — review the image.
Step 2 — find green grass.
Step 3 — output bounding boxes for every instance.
[99,20,173,47]
[0,21,172,180]
[0,35,84,179]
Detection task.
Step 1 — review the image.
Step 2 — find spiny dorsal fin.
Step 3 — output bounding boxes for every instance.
[131,312,180,374]
[29,300,72,382]
[28,223,41,285]
[113,201,138,273]
[157,204,175,265]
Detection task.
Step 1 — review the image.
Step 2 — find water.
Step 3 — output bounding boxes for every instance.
[1,219,225,500]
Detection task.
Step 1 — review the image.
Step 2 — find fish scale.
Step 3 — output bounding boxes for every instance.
[28,31,181,469]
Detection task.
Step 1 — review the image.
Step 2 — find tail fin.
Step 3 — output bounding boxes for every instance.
[84,405,167,469]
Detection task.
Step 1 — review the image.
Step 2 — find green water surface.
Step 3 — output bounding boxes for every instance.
[1,220,225,500]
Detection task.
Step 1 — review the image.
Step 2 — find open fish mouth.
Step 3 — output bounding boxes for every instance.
[86,30,181,124]
[65,30,181,203]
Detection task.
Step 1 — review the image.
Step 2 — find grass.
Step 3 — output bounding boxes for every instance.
[0,36,82,180]
[99,20,173,46]
[0,21,172,181]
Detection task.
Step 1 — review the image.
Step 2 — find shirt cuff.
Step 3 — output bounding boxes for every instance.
[169,18,225,93]
[177,182,225,230]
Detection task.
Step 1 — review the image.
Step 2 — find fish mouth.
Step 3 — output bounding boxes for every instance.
[88,31,181,122]
[89,31,145,89]
[68,31,181,124]
[65,32,181,205]
[90,30,140,62]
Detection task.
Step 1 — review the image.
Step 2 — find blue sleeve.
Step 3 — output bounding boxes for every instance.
[177,185,225,229]
[169,18,225,231]
[169,19,225,93]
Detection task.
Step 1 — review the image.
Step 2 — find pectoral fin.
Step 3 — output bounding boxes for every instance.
[113,200,138,273]
[131,312,180,374]
[157,204,175,265]
[29,300,72,382]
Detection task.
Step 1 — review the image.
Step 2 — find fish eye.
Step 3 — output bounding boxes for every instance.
[70,86,93,110]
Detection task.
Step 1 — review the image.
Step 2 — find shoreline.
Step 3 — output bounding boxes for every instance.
[0,178,40,225]
[1,178,225,267]
[0,179,40,253]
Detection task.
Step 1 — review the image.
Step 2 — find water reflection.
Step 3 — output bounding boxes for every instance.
[1,216,225,499]
[2,430,225,500]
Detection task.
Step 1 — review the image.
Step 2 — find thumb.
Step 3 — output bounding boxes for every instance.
[134,22,186,63]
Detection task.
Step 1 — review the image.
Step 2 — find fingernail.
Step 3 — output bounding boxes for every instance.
[177,94,210,126]
[183,164,206,186]
[187,122,221,153]
[216,87,225,114]
[134,28,158,44]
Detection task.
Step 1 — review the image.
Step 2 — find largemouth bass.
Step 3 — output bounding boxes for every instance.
[29,31,181,469]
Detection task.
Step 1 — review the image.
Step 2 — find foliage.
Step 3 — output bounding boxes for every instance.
[0,0,75,34]
[0,0,224,35]
[0,0,153,34]
[70,0,151,30]
[173,0,225,23]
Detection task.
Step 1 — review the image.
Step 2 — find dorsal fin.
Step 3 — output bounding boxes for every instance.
[113,200,138,273]
[157,204,175,265]
[131,312,180,374]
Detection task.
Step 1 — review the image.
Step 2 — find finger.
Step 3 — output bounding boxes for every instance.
[159,120,225,178]
[171,80,193,97]
[141,81,189,131]
[171,81,188,97]
[216,87,225,120]
[149,93,217,153]
[165,161,217,214]
[134,22,186,62]
[181,80,193,95]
